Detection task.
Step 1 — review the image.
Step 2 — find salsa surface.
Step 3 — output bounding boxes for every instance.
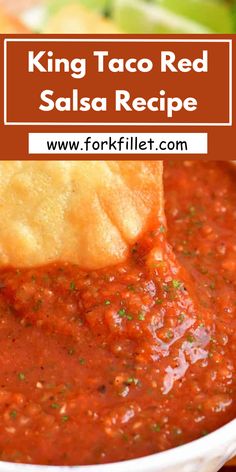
[0,161,235,465]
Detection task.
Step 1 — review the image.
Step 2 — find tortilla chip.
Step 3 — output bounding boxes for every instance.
[43,3,120,34]
[0,161,163,269]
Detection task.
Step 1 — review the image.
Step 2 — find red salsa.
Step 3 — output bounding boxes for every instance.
[0,161,235,465]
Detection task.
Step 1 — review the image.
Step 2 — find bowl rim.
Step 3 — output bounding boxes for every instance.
[0,418,235,471]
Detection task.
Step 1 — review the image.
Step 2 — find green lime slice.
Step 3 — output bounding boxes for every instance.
[46,0,112,16]
[232,3,236,32]
[152,0,233,33]
[113,0,213,33]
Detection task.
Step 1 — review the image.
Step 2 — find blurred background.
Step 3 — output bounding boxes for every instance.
[0,0,235,33]
[0,0,235,468]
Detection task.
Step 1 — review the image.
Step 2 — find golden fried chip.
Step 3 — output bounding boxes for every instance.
[43,3,120,34]
[0,161,163,269]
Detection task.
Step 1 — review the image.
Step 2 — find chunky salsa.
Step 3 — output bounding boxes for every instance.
[0,161,235,465]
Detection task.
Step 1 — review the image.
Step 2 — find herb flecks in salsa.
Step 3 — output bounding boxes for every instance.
[0,161,235,466]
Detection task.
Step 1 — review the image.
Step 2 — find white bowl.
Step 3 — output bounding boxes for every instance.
[0,418,235,472]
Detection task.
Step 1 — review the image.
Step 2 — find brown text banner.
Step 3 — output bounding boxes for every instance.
[0,34,235,159]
